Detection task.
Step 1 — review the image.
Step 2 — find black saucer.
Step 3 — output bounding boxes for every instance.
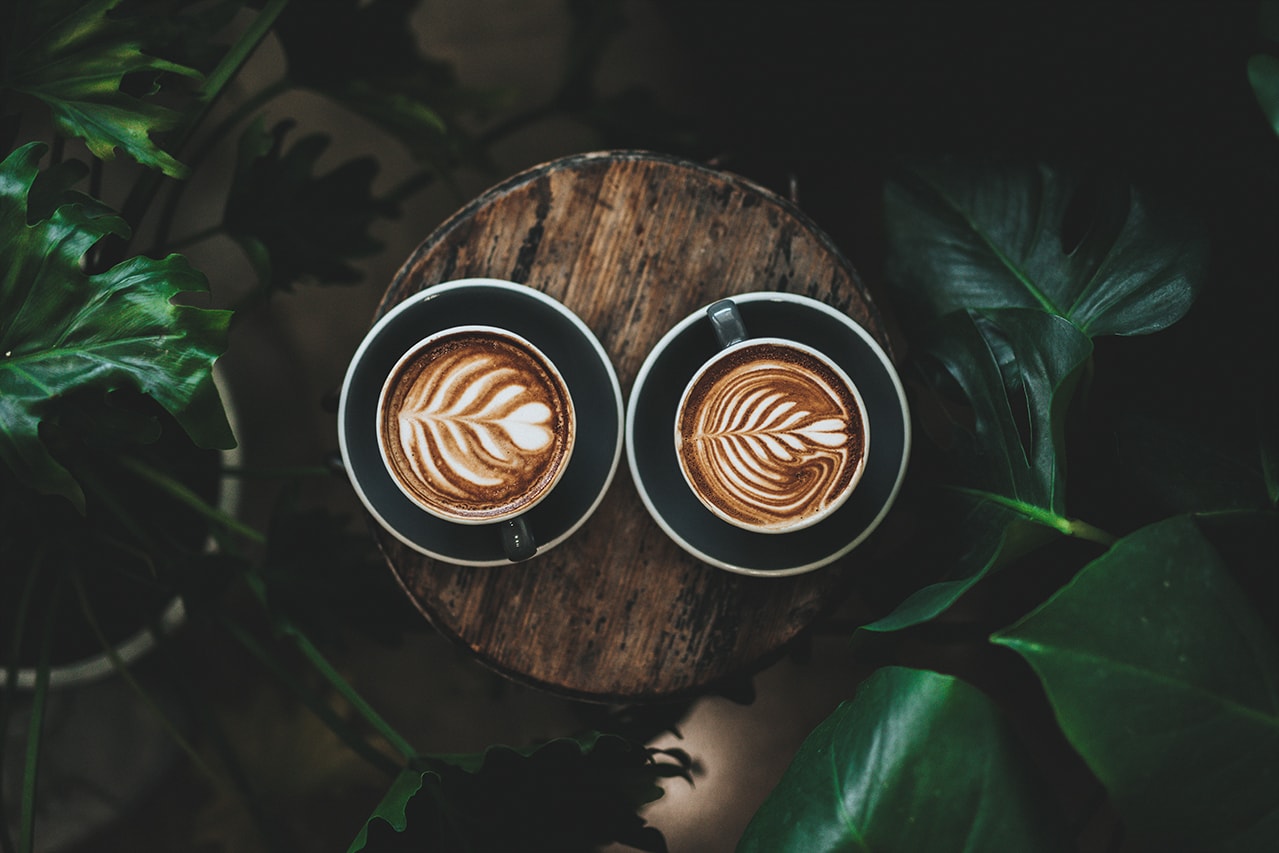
[625,292,911,576]
[339,279,623,566]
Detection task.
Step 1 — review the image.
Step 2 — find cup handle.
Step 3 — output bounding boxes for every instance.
[500,517,538,562]
[707,299,747,348]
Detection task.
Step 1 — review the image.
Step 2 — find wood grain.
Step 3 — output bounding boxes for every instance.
[371,151,890,702]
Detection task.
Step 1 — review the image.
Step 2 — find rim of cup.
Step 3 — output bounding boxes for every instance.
[376,324,576,526]
[674,335,871,535]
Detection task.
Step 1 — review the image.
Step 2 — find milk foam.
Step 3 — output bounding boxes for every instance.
[678,343,863,530]
[382,332,572,518]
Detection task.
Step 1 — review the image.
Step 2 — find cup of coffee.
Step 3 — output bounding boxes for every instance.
[674,299,869,534]
[377,325,576,558]
[340,278,623,566]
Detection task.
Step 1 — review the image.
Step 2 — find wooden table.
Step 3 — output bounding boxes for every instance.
[371,151,891,702]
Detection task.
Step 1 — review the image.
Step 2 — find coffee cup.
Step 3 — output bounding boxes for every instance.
[339,278,623,567]
[377,325,575,559]
[674,299,870,534]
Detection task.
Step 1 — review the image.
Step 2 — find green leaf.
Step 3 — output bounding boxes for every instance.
[884,161,1206,337]
[992,516,1279,851]
[349,733,688,853]
[1249,54,1279,139]
[738,667,1069,853]
[0,0,202,177]
[861,498,1055,632]
[930,309,1092,523]
[861,308,1094,631]
[223,118,401,291]
[0,143,232,509]
[345,768,430,853]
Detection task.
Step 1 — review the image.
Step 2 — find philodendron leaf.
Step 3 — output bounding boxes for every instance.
[273,0,502,170]
[0,143,233,509]
[738,667,1069,853]
[993,515,1279,851]
[224,118,401,291]
[884,160,1206,337]
[862,308,1093,631]
[349,733,689,853]
[0,0,201,177]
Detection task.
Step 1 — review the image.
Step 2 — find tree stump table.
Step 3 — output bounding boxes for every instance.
[370,151,891,702]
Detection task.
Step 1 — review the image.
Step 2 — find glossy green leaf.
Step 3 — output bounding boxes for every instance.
[862,308,1094,631]
[0,0,202,177]
[738,667,1069,853]
[928,309,1092,523]
[861,498,1055,632]
[884,161,1206,337]
[349,733,689,853]
[0,143,232,509]
[223,118,401,291]
[993,516,1279,850]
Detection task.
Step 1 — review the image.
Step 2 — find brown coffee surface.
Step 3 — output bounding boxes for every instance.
[380,330,573,520]
[677,342,864,530]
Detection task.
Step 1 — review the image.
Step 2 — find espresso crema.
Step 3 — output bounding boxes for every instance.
[379,329,574,521]
[677,342,864,531]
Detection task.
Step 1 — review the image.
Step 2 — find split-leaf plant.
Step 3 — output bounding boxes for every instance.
[738,157,1278,851]
[0,1,692,851]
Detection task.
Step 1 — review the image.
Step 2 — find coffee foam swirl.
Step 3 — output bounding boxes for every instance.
[383,332,572,518]
[678,344,863,530]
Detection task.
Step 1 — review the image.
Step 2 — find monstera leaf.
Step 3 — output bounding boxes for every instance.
[862,308,1093,631]
[884,160,1206,337]
[349,733,689,853]
[738,667,1068,852]
[0,143,232,509]
[224,118,403,291]
[993,516,1279,851]
[0,0,202,177]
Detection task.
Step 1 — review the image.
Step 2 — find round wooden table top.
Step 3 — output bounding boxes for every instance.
[371,150,892,702]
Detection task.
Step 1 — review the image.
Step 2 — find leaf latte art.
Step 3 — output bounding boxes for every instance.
[380,331,573,520]
[678,343,864,531]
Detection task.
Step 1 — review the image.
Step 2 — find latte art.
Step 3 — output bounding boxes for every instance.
[677,342,864,531]
[379,330,573,521]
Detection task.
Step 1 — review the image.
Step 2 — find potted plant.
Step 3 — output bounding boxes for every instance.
[1,2,693,851]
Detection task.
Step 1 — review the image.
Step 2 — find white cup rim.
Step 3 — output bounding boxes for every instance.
[375,324,576,525]
[674,335,870,534]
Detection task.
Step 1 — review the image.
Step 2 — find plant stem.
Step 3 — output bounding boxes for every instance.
[286,626,421,765]
[118,455,265,546]
[218,614,404,778]
[948,486,1118,547]
[0,549,44,853]
[70,574,222,786]
[1061,517,1119,547]
[19,578,60,853]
